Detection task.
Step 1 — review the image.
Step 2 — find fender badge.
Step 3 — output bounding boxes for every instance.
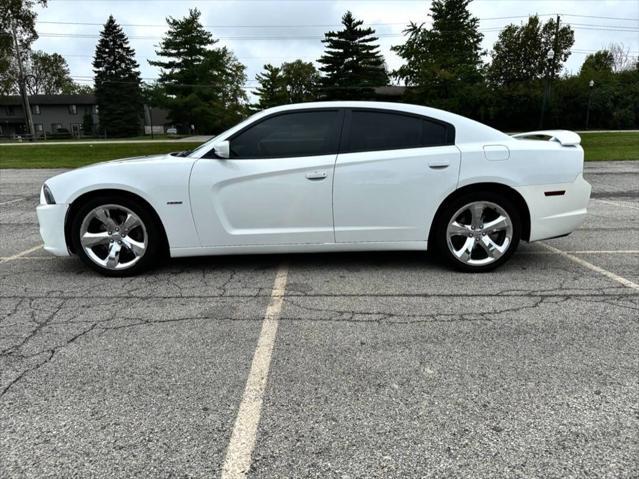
[166,201,183,205]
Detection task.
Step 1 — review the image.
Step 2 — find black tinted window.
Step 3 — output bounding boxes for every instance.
[230,111,339,159]
[347,111,450,153]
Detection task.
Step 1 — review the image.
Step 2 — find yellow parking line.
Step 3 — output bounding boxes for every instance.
[0,245,43,263]
[540,243,639,291]
[221,264,289,479]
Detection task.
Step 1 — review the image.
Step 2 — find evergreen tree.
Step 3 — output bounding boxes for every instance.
[318,11,388,100]
[392,0,483,113]
[254,64,287,109]
[149,9,247,133]
[93,15,143,137]
[81,112,94,136]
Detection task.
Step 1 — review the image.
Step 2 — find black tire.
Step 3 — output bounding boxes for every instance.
[432,191,521,272]
[70,195,163,277]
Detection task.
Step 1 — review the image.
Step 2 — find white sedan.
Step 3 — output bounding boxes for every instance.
[37,101,591,276]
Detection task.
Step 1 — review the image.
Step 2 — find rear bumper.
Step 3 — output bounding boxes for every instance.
[515,174,592,242]
[36,204,71,256]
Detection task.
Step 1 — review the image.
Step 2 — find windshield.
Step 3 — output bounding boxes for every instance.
[187,111,262,157]
[188,136,218,156]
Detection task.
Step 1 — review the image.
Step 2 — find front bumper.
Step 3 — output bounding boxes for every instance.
[36,203,71,256]
[516,174,592,242]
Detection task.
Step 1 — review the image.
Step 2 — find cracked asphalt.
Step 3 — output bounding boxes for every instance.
[1,162,638,478]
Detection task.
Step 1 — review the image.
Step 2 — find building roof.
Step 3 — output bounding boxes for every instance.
[0,94,96,106]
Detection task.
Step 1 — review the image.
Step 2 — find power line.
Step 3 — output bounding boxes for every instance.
[57,48,635,60]
[16,23,638,41]
[33,14,556,29]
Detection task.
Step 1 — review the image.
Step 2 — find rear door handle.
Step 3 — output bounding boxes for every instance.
[306,170,328,180]
[428,160,450,169]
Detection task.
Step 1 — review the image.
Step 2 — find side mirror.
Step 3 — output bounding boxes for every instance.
[213,140,230,159]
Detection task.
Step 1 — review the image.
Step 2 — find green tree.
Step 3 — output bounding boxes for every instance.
[281,60,320,103]
[149,8,247,133]
[25,51,73,94]
[0,0,46,96]
[392,0,484,114]
[488,15,575,86]
[81,112,94,136]
[254,60,319,109]
[580,50,614,77]
[254,64,287,108]
[318,11,388,100]
[93,15,143,137]
[65,83,94,94]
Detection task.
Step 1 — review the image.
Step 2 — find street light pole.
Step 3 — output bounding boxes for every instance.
[539,15,561,129]
[10,21,36,141]
[585,80,594,130]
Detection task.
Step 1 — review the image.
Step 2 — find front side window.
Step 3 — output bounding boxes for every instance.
[230,110,340,159]
[346,110,452,153]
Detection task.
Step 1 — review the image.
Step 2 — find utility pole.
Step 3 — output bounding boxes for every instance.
[11,21,36,141]
[539,15,561,129]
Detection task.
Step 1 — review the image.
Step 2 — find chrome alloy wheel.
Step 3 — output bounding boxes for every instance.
[446,201,513,267]
[79,204,148,270]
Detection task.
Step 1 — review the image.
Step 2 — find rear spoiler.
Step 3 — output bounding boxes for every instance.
[511,130,581,146]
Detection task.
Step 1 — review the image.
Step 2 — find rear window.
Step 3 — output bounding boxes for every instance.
[346,110,452,153]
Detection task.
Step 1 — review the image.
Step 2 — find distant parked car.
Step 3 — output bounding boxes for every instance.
[37,101,591,276]
[49,128,72,139]
[166,127,178,135]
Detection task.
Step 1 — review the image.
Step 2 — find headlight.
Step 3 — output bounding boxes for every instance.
[41,184,56,204]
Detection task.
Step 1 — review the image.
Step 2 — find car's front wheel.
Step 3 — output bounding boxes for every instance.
[433,192,521,272]
[71,196,163,276]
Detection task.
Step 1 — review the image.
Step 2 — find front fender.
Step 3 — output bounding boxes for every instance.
[44,158,201,249]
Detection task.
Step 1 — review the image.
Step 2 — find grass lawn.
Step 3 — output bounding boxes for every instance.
[0,132,636,168]
[580,132,639,161]
[0,142,203,168]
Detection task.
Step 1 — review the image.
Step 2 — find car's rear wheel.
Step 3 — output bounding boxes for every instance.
[433,192,521,272]
[71,196,162,276]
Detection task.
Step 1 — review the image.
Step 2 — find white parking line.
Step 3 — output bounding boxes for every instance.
[540,243,639,291]
[0,244,44,263]
[0,197,28,206]
[594,198,639,211]
[221,264,289,479]
[520,250,639,255]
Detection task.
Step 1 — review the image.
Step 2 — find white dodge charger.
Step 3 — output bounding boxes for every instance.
[37,101,591,276]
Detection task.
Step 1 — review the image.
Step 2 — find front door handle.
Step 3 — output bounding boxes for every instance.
[306,171,328,180]
[428,160,450,169]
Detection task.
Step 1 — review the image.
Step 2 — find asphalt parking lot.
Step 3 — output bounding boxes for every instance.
[1,162,638,478]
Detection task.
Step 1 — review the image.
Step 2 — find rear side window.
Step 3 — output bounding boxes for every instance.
[346,110,452,153]
[230,110,340,159]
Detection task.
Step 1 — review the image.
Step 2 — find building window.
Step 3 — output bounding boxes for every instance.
[69,104,77,115]
[33,105,41,115]
[35,124,43,132]
[5,106,15,116]
[94,105,99,114]
[51,123,62,132]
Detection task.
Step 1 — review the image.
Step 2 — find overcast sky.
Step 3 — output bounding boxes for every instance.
[33,0,639,94]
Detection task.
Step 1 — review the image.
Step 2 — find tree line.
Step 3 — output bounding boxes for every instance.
[1,0,638,137]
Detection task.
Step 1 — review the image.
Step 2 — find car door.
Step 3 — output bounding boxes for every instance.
[189,109,343,247]
[333,109,461,243]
